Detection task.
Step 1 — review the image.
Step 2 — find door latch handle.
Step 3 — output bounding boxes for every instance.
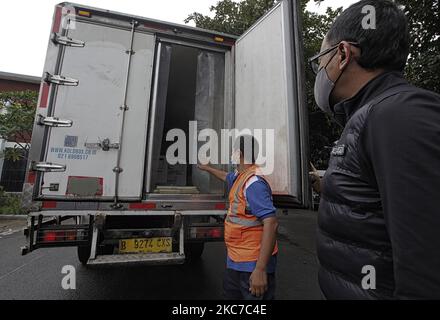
[100,138,119,151]
[32,162,66,172]
[38,115,73,127]
[85,138,119,151]
[52,34,85,47]
[45,73,79,86]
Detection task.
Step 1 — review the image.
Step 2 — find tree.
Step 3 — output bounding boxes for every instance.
[301,4,342,168]
[186,0,342,168]
[401,0,440,93]
[185,0,278,36]
[0,90,38,162]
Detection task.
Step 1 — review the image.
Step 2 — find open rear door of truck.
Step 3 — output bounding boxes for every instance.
[31,5,155,201]
[234,0,310,208]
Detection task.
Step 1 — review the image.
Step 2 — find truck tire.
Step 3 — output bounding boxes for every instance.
[185,243,205,262]
[77,245,91,266]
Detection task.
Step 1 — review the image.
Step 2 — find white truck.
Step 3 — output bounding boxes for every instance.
[21,0,310,266]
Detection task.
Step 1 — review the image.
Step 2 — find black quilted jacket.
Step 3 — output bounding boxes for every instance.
[317,71,440,299]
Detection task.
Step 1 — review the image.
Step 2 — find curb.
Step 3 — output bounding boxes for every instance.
[0,215,28,220]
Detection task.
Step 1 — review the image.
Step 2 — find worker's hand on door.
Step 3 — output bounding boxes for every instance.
[249,268,268,297]
[197,164,212,172]
[309,162,321,193]
[197,164,228,182]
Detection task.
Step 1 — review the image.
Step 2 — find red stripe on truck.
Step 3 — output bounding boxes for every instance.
[38,83,50,108]
[52,6,63,33]
[26,172,36,184]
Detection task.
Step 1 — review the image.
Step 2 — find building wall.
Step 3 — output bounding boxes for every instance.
[0,79,40,92]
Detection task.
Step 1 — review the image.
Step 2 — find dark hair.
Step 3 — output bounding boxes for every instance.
[234,135,259,164]
[326,0,409,71]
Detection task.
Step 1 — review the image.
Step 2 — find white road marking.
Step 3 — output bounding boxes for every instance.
[0,229,14,236]
[0,228,25,237]
[0,254,45,282]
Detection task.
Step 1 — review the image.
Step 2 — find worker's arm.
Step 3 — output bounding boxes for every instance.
[245,179,278,297]
[197,164,228,182]
[361,97,440,299]
[250,216,278,297]
[309,162,322,193]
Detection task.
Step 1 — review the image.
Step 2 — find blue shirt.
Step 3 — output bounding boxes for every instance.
[225,171,277,273]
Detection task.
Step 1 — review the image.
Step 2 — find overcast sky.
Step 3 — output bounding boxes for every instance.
[0,0,357,77]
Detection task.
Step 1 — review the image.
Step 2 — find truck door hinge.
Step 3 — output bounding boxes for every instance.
[52,34,85,47]
[45,73,79,86]
[37,115,73,127]
[32,162,66,172]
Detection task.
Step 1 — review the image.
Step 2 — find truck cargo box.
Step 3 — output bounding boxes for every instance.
[25,0,310,209]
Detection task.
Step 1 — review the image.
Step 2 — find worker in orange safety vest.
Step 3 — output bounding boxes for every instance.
[198,135,279,300]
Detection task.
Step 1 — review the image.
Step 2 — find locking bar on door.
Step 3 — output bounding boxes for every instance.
[32,162,67,172]
[52,34,85,47]
[45,73,79,86]
[37,115,73,128]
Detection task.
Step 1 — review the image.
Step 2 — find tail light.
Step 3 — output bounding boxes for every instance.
[42,201,57,209]
[43,231,58,242]
[209,228,223,238]
[40,230,78,242]
[190,226,224,239]
[129,202,156,210]
[65,231,77,241]
[215,203,226,210]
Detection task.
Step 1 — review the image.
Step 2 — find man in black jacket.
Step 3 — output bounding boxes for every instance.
[309,0,440,299]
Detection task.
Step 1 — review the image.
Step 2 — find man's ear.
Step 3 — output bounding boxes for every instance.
[337,41,353,71]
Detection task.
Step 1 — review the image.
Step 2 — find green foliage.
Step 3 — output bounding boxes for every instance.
[302,4,343,168]
[0,186,24,215]
[185,0,278,35]
[400,0,440,93]
[0,90,37,161]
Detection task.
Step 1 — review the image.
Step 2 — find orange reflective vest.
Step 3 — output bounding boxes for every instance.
[224,165,278,262]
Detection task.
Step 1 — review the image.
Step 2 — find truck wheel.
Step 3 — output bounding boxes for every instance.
[77,245,91,266]
[185,243,205,262]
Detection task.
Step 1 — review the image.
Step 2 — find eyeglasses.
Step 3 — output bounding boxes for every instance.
[308,42,360,75]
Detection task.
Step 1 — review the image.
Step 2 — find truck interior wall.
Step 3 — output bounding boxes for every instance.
[147,43,226,195]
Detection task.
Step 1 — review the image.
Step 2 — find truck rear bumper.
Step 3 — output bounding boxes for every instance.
[87,252,186,266]
[28,210,226,217]
[23,210,225,266]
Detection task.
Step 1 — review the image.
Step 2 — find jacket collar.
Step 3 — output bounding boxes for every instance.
[332,71,408,126]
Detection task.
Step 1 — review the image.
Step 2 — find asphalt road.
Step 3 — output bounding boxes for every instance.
[0,210,321,300]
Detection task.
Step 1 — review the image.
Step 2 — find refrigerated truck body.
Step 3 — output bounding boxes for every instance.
[21,0,310,265]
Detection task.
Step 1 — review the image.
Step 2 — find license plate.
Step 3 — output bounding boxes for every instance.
[119,237,172,254]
